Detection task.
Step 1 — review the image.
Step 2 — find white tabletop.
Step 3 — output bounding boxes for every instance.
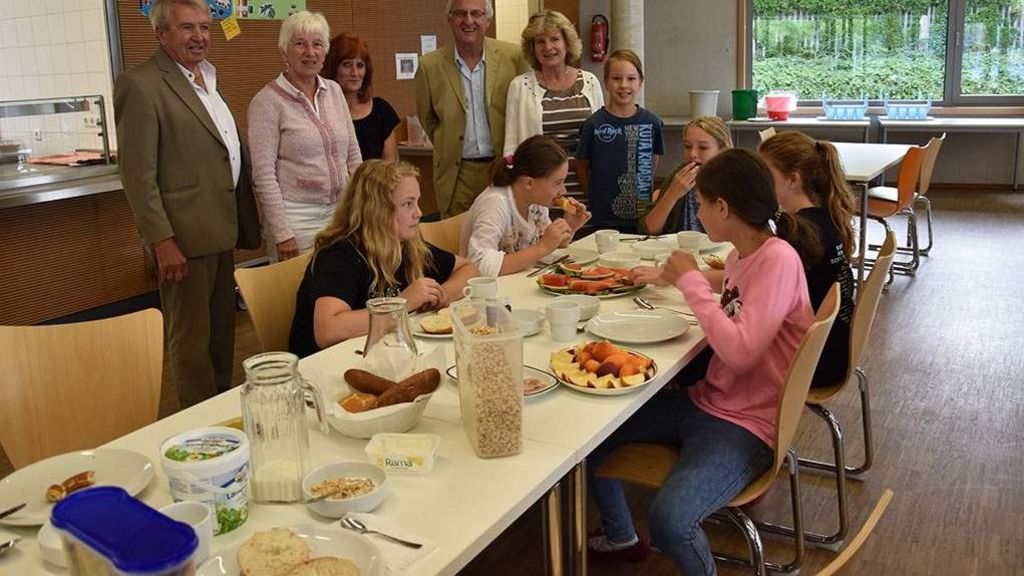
[728,117,870,129]
[832,142,912,183]
[877,116,1024,130]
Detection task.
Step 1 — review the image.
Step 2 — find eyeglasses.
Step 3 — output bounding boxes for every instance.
[449,9,487,20]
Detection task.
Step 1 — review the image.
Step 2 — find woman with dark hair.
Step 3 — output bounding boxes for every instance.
[324,33,400,161]
[460,135,590,276]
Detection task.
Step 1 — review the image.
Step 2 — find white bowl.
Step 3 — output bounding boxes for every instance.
[632,239,675,260]
[512,309,544,336]
[302,461,387,518]
[550,294,601,320]
[599,251,641,269]
[326,392,433,439]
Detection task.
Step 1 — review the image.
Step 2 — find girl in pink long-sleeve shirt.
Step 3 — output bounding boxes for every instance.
[587,149,817,574]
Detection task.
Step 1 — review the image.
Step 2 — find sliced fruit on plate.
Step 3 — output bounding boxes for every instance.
[559,262,585,276]
[538,273,571,292]
[579,265,616,280]
[549,341,656,389]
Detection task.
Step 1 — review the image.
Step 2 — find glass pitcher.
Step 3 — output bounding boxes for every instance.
[240,352,326,503]
[362,297,419,382]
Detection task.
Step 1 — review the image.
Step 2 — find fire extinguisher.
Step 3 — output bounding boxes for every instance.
[591,15,609,62]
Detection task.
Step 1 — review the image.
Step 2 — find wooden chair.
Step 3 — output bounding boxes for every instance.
[759,126,777,142]
[760,231,897,550]
[596,284,840,576]
[859,144,926,283]
[419,211,468,254]
[0,309,163,468]
[868,134,944,257]
[815,489,894,576]
[234,251,313,353]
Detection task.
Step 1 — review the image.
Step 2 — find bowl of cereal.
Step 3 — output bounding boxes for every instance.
[302,462,387,518]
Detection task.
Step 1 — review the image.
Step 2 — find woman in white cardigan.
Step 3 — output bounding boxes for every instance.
[504,10,603,199]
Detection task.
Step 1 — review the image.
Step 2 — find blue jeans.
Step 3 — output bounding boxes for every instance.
[587,389,773,575]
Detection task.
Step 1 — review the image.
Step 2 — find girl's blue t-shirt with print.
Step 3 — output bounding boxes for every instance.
[576,106,665,233]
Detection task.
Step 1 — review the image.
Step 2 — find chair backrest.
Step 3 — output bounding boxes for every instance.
[420,212,468,254]
[917,133,946,197]
[0,309,163,468]
[849,231,897,370]
[815,489,895,576]
[773,283,841,473]
[894,145,926,210]
[234,251,313,352]
[759,127,777,142]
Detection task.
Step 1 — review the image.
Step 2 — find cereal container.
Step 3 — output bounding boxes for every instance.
[452,300,523,458]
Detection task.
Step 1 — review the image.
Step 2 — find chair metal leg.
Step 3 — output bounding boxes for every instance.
[917,196,933,255]
[797,368,874,478]
[784,405,851,548]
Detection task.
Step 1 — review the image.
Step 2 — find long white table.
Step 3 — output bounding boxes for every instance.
[833,142,913,287]
[1,235,713,576]
[728,117,872,143]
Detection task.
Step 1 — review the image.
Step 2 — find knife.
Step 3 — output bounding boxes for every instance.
[527,254,571,278]
[0,503,26,521]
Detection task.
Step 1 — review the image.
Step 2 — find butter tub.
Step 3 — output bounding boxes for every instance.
[364,433,441,474]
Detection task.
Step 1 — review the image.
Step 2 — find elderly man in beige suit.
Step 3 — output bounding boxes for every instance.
[115,0,260,408]
[415,0,528,218]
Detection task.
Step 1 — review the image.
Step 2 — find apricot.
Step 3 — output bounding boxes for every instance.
[577,351,593,366]
[627,353,653,370]
[591,341,622,362]
[602,354,629,373]
[619,363,641,378]
[584,359,602,374]
[596,361,618,377]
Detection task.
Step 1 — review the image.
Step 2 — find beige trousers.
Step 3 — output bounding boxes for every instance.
[443,160,492,218]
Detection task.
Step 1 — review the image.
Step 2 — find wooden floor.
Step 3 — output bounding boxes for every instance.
[2,188,1022,575]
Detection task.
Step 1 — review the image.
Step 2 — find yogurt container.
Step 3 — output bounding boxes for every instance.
[159,426,250,534]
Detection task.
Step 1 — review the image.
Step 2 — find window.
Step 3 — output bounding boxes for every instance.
[748,0,1024,105]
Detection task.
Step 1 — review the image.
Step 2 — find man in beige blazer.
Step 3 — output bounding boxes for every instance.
[115,0,260,408]
[415,0,528,218]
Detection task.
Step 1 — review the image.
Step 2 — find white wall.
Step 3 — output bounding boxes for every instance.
[0,0,116,155]
[577,0,1020,186]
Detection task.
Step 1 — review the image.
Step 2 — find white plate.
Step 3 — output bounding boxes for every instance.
[538,283,646,299]
[551,346,657,396]
[197,525,385,576]
[409,311,453,339]
[586,310,691,344]
[446,365,559,398]
[538,247,599,266]
[0,448,155,526]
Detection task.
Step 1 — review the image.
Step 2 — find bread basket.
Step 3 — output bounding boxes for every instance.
[325,393,433,439]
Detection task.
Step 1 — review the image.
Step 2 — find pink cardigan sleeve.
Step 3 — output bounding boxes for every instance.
[677,248,807,373]
[247,89,291,244]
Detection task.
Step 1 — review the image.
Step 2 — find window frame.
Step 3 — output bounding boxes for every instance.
[742,0,1024,107]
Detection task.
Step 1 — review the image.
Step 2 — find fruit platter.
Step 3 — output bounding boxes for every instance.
[549,341,657,396]
[536,262,646,298]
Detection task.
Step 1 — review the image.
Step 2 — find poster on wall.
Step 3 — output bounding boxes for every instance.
[140,0,234,19]
[232,0,306,20]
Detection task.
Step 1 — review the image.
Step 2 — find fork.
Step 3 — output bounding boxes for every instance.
[340,516,423,549]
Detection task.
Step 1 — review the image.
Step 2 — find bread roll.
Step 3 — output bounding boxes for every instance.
[344,369,394,395]
[377,368,441,407]
[338,392,379,413]
[287,558,361,576]
[555,196,576,215]
[419,310,453,334]
[237,528,311,576]
[702,254,725,270]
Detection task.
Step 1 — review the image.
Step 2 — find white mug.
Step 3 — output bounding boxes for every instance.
[676,231,703,256]
[595,229,621,254]
[545,301,581,343]
[160,501,213,564]
[462,277,498,300]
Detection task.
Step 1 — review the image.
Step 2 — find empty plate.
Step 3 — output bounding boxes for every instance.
[586,310,691,344]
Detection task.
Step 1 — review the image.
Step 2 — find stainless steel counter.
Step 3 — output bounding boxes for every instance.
[0,166,122,209]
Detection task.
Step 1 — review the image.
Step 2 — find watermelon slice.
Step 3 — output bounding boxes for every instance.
[558,262,584,276]
[538,273,571,292]
[580,265,616,280]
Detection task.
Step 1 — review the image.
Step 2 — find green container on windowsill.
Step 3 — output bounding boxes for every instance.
[732,89,759,121]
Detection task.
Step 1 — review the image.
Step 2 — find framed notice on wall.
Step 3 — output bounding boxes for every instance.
[232,0,306,20]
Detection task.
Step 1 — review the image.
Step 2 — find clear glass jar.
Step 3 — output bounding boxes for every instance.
[362,297,419,382]
[240,352,326,503]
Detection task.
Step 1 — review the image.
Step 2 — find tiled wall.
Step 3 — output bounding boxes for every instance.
[0,0,116,156]
[496,0,529,45]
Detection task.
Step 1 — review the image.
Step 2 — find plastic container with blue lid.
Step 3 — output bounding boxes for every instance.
[51,486,198,575]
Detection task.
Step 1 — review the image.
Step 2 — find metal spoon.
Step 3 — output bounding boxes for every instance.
[340,516,423,549]
[0,536,20,555]
[633,296,696,317]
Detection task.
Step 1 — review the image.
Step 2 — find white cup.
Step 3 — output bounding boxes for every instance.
[160,501,213,564]
[545,301,581,343]
[462,276,498,300]
[676,231,703,256]
[594,229,621,254]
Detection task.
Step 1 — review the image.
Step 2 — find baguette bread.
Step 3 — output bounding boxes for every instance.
[286,557,361,576]
[237,528,311,576]
[377,368,441,407]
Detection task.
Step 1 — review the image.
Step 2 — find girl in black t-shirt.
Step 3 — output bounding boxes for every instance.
[289,160,477,357]
[760,131,857,388]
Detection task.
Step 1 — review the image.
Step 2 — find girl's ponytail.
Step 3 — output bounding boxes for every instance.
[773,210,822,267]
[490,155,518,187]
[815,141,856,257]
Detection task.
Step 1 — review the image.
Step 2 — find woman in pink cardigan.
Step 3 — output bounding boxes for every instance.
[586,149,818,574]
[248,11,362,261]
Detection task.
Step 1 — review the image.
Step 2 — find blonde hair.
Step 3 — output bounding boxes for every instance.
[759,131,855,257]
[603,49,644,82]
[278,11,330,52]
[521,10,582,70]
[313,161,432,298]
[148,0,209,30]
[686,116,733,150]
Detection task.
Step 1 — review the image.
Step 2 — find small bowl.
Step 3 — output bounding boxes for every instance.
[632,239,675,260]
[599,251,641,269]
[302,461,388,518]
[512,309,544,336]
[551,294,600,320]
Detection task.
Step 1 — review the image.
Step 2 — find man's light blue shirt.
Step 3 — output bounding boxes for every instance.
[455,50,494,159]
